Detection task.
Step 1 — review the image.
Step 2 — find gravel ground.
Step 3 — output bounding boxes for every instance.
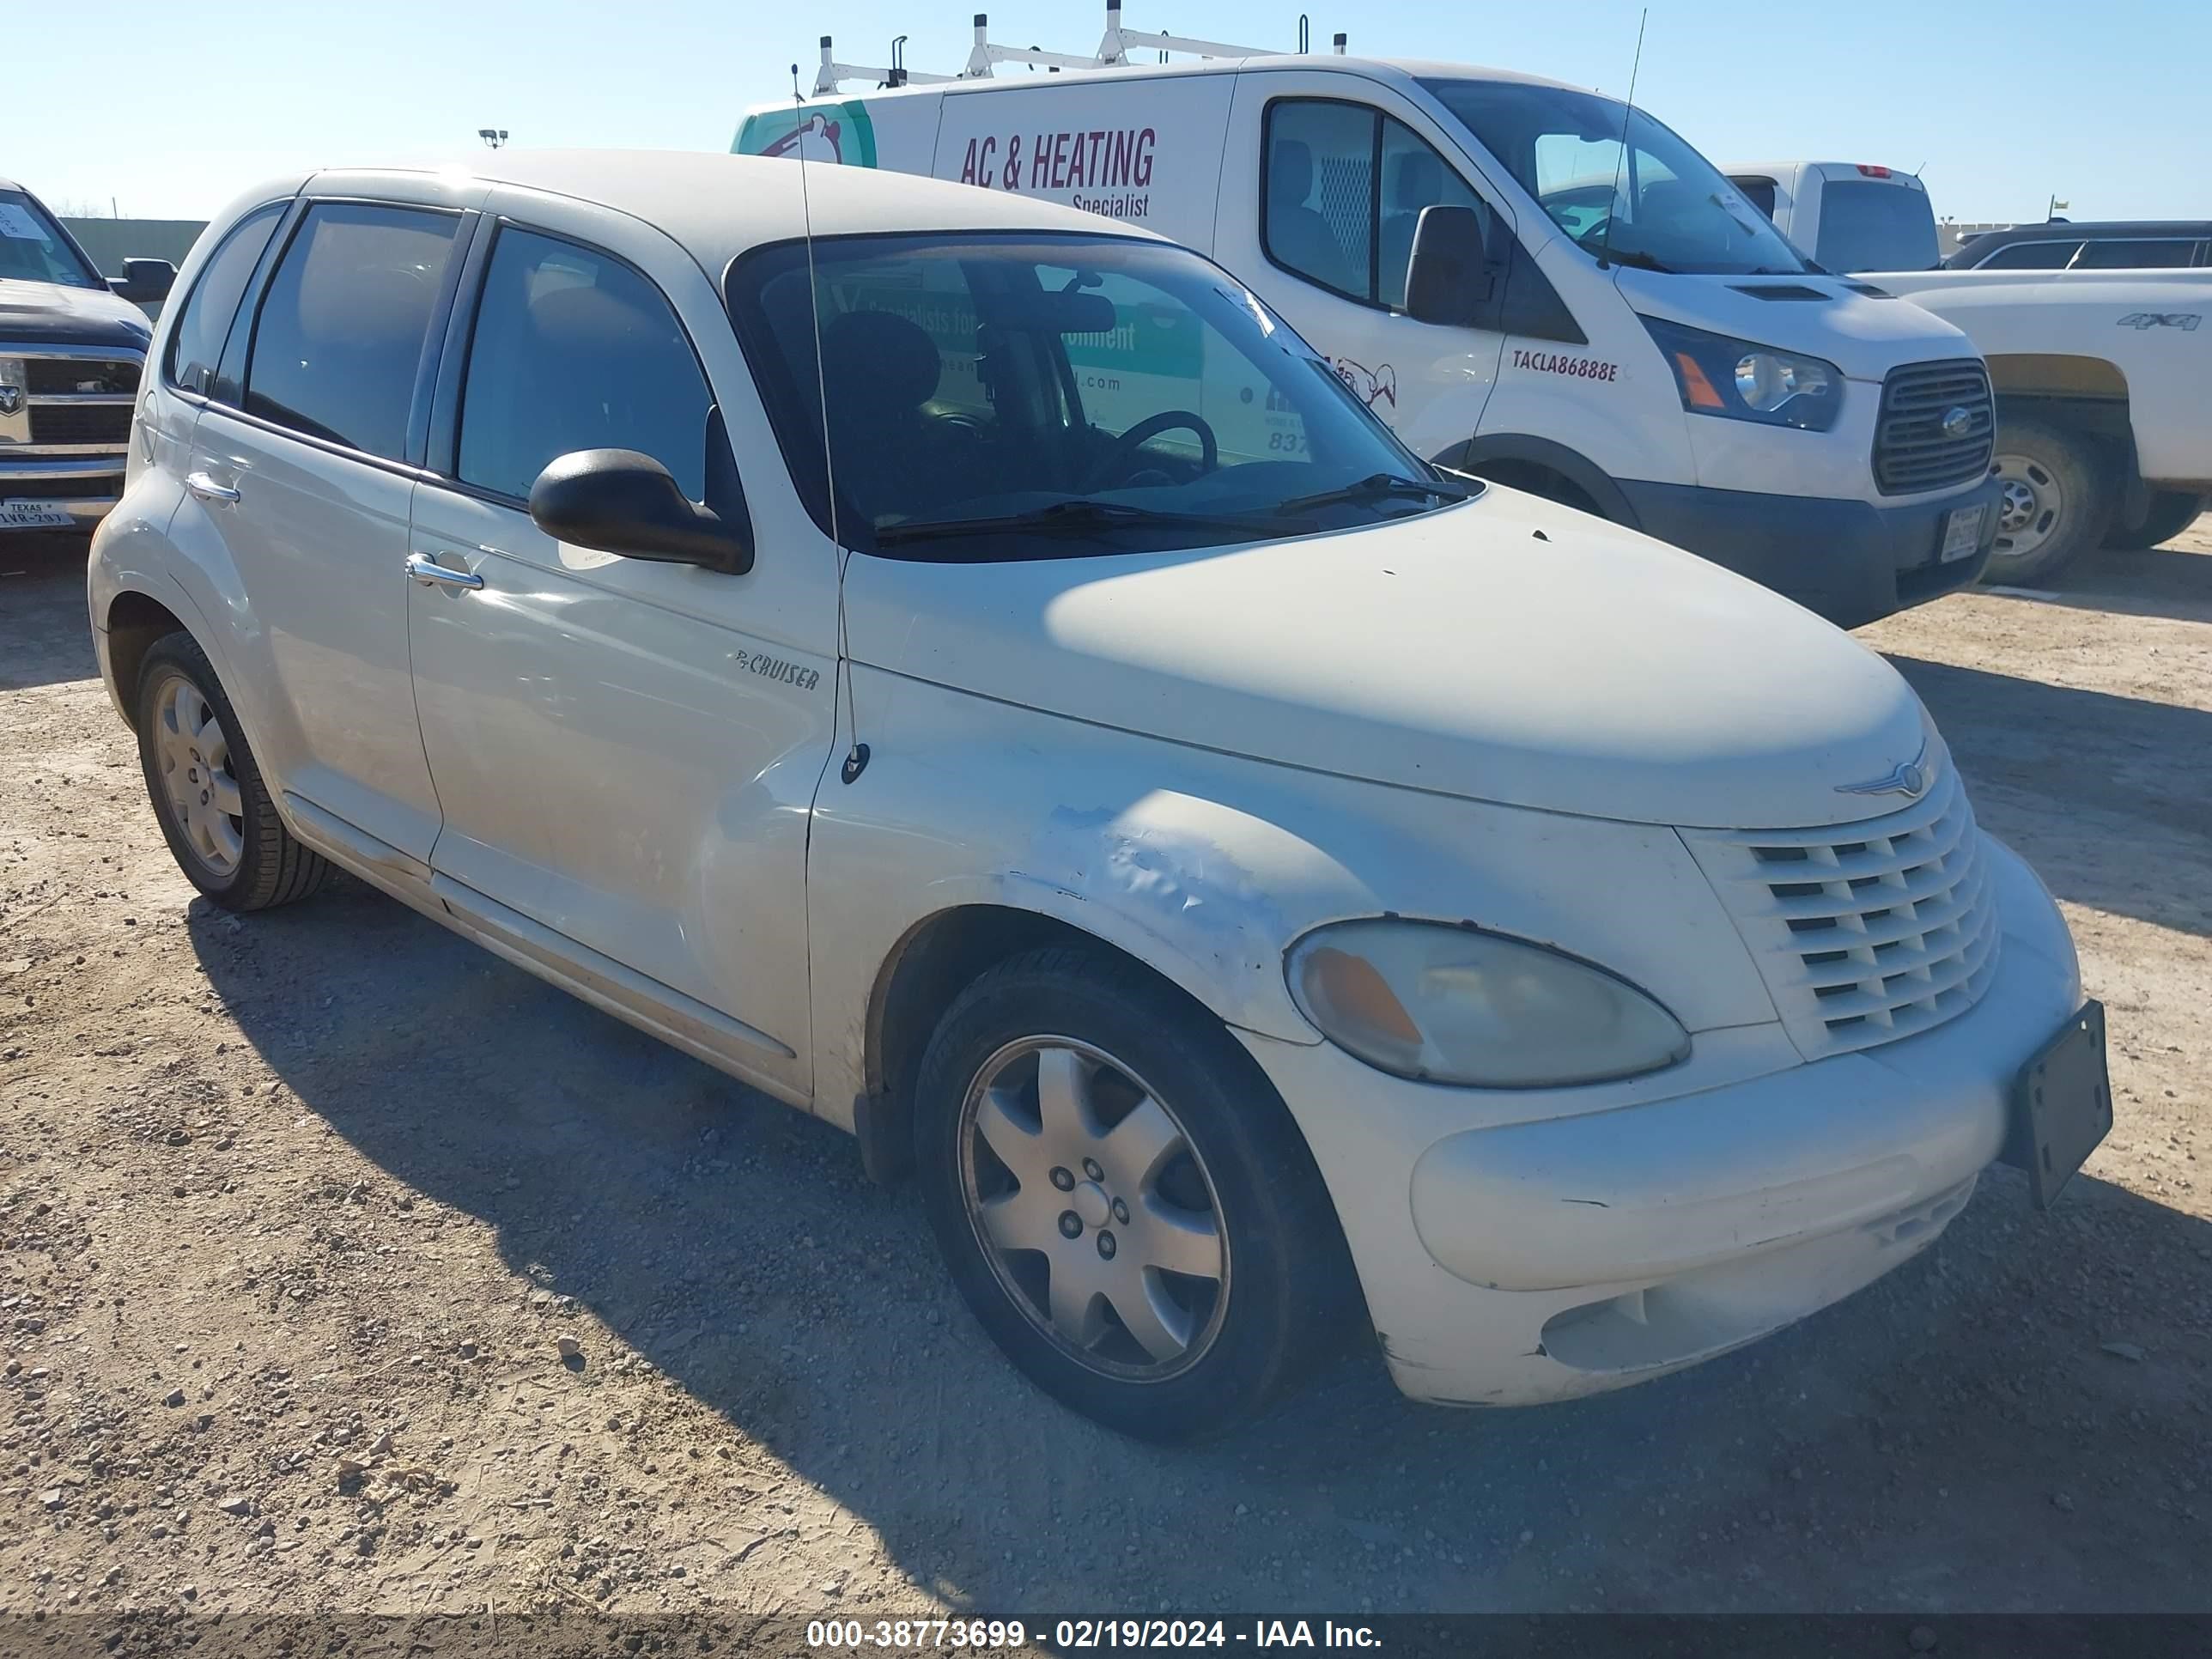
[2,521,2208,1626]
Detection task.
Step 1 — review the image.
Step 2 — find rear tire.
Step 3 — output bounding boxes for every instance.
[1982,417,2114,586]
[134,632,330,912]
[911,945,1357,1440]
[2105,489,2206,551]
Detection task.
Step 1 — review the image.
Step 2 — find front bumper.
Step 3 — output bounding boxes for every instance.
[1238,835,2081,1408]
[1617,472,2001,629]
[2,458,125,532]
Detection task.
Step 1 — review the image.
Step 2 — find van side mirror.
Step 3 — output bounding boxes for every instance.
[528,449,754,574]
[1405,204,1509,329]
[107,258,177,303]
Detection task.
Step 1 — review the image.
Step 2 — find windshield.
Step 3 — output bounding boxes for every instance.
[1813,180,1939,273]
[1420,79,1809,276]
[726,232,1462,559]
[0,190,103,289]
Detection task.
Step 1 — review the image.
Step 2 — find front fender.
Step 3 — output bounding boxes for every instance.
[805,667,1777,1122]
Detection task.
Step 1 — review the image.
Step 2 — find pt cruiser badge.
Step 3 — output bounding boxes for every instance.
[1837,748,1932,799]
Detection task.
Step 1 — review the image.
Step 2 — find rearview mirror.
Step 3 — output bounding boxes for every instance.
[528,449,753,574]
[1404,204,1509,329]
[994,288,1119,334]
[107,258,177,303]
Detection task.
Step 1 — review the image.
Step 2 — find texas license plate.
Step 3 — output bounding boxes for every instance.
[1939,502,1986,562]
[0,499,77,531]
[2002,1000,2113,1209]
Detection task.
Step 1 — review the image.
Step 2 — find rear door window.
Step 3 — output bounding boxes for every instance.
[164,204,285,398]
[243,202,461,460]
[2070,238,2197,270]
[456,228,713,502]
[1975,240,2079,270]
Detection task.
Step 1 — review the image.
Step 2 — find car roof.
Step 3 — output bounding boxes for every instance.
[1962,220,2212,240]
[298,149,1164,273]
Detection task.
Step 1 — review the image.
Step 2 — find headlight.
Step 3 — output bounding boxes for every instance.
[1285,920,1691,1088]
[1638,314,1843,431]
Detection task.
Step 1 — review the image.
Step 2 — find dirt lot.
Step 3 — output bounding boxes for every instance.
[3,523,2208,1626]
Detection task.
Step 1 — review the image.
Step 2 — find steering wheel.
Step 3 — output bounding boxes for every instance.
[1088,410,1218,490]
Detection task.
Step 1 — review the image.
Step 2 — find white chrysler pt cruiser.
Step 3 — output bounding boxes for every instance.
[88,150,2109,1438]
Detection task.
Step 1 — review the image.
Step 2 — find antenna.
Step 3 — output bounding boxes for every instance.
[1598,9,1648,271]
[787,64,869,785]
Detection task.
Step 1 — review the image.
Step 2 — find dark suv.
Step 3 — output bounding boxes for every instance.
[1,175,176,534]
[1945,221,2212,271]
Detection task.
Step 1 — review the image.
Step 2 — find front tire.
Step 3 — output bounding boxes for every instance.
[134,632,330,912]
[1983,417,2115,585]
[2106,489,2205,551]
[912,945,1356,1440]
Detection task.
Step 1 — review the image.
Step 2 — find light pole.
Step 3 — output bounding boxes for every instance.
[478,129,510,149]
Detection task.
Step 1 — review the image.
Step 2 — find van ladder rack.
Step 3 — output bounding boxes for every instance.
[811,0,1346,96]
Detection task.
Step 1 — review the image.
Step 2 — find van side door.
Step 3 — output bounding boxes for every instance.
[403,191,839,1103]
[1216,71,1514,460]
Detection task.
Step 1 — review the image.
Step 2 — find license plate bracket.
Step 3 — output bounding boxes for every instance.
[2001,1000,2113,1210]
[1939,502,1986,563]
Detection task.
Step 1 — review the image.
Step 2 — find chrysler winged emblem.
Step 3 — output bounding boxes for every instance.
[1837,744,1932,800]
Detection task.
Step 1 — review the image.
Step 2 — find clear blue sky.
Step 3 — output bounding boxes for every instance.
[20,0,2209,225]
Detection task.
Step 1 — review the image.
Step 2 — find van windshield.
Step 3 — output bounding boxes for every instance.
[1419,79,1810,277]
[0,189,104,289]
[725,231,1467,559]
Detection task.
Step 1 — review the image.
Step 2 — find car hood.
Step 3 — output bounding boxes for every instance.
[0,278,153,352]
[1612,265,1975,380]
[845,486,1930,830]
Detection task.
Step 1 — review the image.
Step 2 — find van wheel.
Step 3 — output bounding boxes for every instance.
[911,945,1354,1440]
[2106,489,2206,550]
[134,632,330,912]
[1984,418,2114,585]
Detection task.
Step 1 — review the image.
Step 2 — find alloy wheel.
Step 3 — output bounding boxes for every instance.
[153,673,245,878]
[957,1036,1231,1381]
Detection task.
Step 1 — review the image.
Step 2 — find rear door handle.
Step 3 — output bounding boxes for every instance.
[404,552,485,590]
[184,471,240,504]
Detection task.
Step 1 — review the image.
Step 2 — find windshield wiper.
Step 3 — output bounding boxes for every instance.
[1273,472,1471,517]
[873,497,1296,546]
[1593,246,1677,274]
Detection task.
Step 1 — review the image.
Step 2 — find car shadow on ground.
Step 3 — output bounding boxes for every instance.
[1980,539,2212,628]
[0,536,99,691]
[1890,655,2212,941]
[186,882,2212,1613]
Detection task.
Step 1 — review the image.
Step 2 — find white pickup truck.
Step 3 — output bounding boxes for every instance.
[1726,161,2212,582]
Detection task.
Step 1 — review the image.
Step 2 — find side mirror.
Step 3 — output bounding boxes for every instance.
[528,449,753,574]
[107,258,177,303]
[1405,204,1510,329]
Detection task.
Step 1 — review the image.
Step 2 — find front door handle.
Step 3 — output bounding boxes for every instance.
[404,552,485,590]
[184,471,240,504]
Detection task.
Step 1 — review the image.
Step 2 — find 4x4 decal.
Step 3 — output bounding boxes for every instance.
[2116,313,2200,331]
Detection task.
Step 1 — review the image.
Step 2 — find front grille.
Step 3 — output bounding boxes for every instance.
[1681,757,2000,1060]
[27,404,132,447]
[25,357,143,397]
[1872,358,1994,496]
[0,471,119,500]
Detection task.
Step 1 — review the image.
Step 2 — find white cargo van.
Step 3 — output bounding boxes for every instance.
[738,17,2004,626]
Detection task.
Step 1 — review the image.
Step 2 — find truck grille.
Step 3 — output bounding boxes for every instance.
[27,404,134,447]
[1872,359,1994,496]
[1681,757,2000,1060]
[25,357,143,397]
